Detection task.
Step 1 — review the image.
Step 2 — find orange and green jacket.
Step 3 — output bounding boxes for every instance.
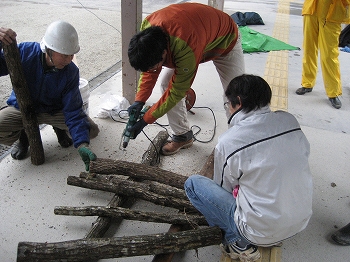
[302,0,350,23]
[135,3,239,124]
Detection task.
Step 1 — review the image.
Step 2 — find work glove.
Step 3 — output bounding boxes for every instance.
[127,101,145,116]
[127,118,148,139]
[78,144,97,171]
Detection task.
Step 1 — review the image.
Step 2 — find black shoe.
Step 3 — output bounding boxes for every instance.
[11,129,29,160]
[331,223,350,245]
[53,127,73,148]
[296,87,313,95]
[329,97,342,109]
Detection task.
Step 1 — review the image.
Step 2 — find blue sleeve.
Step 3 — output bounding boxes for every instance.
[61,65,90,148]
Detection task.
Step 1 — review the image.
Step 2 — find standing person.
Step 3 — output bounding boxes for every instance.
[296,0,350,109]
[0,21,99,171]
[127,2,245,155]
[185,75,313,261]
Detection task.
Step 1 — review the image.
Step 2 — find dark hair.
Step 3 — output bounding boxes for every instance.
[225,74,272,113]
[128,26,168,72]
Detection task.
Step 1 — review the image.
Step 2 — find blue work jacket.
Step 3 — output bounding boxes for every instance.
[0,42,90,148]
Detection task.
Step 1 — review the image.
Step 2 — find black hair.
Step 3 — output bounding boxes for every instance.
[128,26,168,72]
[225,74,272,113]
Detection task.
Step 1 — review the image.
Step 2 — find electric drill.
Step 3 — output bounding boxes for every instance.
[122,105,150,148]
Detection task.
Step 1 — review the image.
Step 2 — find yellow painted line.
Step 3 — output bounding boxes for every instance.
[264,0,291,112]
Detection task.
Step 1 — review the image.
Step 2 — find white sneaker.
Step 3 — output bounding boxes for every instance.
[223,243,260,262]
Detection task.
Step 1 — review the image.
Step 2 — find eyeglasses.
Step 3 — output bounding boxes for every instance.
[224,101,230,109]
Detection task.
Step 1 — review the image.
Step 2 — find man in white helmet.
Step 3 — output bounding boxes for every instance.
[0,21,99,171]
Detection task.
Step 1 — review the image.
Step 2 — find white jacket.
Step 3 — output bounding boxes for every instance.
[214,106,313,246]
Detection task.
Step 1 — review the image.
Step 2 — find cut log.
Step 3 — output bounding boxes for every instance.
[67,176,196,212]
[79,172,188,200]
[143,179,187,200]
[141,130,168,166]
[2,40,45,165]
[153,149,215,262]
[54,206,207,226]
[85,194,136,239]
[84,194,130,238]
[17,226,222,261]
[152,224,189,262]
[199,149,214,179]
[89,158,187,189]
[84,131,169,239]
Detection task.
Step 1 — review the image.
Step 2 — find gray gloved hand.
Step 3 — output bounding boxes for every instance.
[78,144,97,171]
[127,101,145,116]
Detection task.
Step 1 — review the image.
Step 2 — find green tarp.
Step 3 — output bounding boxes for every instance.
[239,26,300,53]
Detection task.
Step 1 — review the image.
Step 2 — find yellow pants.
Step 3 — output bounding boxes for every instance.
[301,14,342,98]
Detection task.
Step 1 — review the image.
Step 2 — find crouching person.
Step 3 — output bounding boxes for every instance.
[0,21,99,171]
[184,74,313,261]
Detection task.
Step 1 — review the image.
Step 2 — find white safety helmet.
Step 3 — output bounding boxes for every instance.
[41,20,80,55]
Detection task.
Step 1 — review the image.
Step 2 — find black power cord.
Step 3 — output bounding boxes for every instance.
[110,105,218,164]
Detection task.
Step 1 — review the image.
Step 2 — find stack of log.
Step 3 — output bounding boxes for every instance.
[17,131,222,261]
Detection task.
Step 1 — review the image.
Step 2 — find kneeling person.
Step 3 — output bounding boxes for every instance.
[185,74,313,261]
[0,21,99,171]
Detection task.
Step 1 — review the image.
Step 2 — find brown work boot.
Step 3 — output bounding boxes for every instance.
[161,139,193,156]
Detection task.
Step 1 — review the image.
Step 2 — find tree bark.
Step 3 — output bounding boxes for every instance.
[54,206,207,226]
[152,224,189,262]
[84,194,130,239]
[2,40,45,165]
[141,130,168,166]
[199,149,214,179]
[89,158,187,189]
[67,176,196,212]
[84,131,169,239]
[17,227,222,261]
[152,149,215,262]
[79,172,188,201]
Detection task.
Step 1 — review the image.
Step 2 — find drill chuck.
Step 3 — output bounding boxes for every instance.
[122,141,129,148]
